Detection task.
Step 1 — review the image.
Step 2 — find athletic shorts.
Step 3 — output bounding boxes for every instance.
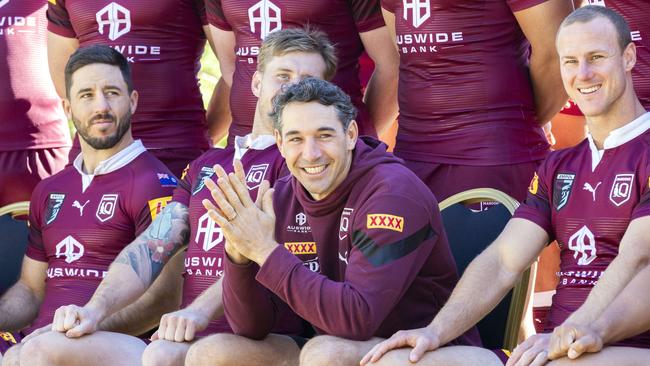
[401,159,541,203]
[68,146,205,178]
[0,147,70,207]
[0,332,22,355]
[492,349,510,364]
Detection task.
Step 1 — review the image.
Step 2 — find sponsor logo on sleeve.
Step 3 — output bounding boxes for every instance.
[148,196,172,220]
[568,225,597,266]
[55,235,85,263]
[180,164,190,181]
[45,193,66,225]
[157,173,178,187]
[528,172,539,195]
[245,164,269,190]
[192,167,215,195]
[367,214,404,232]
[0,332,16,344]
[553,173,575,211]
[339,208,354,240]
[284,242,317,255]
[609,173,634,207]
[96,194,118,222]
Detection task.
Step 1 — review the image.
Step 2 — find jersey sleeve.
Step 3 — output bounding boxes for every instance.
[513,160,554,240]
[193,0,208,26]
[256,194,438,340]
[25,184,47,262]
[171,163,194,207]
[507,0,550,13]
[349,0,385,33]
[380,0,396,13]
[46,0,77,38]
[129,169,177,236]
[205,0,233,31]
[631,166,650,219]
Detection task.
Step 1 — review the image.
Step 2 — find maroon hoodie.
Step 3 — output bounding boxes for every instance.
[223,137,480,343]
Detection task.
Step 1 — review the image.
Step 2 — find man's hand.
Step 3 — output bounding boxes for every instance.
[51,304,103,338]
[151,307,210,343]
[201,160,278,265]
[507,333,550,366]
[224,240,250,265]
[360,326,441,365]
[548,323,604,360]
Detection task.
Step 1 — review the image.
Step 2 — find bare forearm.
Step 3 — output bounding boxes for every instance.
[429,248,520,345]
[187,278,224,321]
[364,66,399,135]
[0,283,41,331]
[530,53,568,125]
[206,78,232,145]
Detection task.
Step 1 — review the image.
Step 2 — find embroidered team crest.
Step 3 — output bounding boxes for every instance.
[45,193,66,225]
[553,173,575,211]
[367,214,404,232]
[96,194,118,222]
[339,208,354,240]
[245,164,269,190]
[609,173,634,207]
[192,167,215,195]
[528,172,539,195]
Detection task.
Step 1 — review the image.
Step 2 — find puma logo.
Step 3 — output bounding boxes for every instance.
[72,200,90,216]
[583,182,602,202]
[338,251,348,265]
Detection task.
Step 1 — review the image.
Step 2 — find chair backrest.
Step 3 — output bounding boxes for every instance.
[439,188,530,351]
[0,201,30,295]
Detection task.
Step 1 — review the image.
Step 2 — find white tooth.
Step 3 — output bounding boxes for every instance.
[305,166,325,174]
[579,85,600,94]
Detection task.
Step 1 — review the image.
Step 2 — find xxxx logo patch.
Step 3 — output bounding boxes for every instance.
[367,214,404,232]
[284,242,317,255]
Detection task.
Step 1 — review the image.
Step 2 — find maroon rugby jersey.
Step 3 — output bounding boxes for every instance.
[382,0,549,165]
[584,1,650,109]
[47,0,209,150]
[223,138,480,344]
[206,0,385,139]
[514,112,650,348]
[0,0,69,151]
[24,142,175,332]
[172,135,287,336]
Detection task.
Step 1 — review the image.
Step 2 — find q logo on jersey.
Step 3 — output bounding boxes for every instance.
[339,208,354,240]
[553,173,575,211]
[528,172,539,195]
[96,194,118,222]
[45,193,66,225]
[610,173,634,207]
[245,164,269,190]
[148,196,172,220]
[367,214,404,232]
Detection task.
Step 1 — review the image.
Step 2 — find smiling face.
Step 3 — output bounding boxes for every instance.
[556,17,636,120]
[64,63,138,150]
[252,51,327,124]
[276,101,358,201]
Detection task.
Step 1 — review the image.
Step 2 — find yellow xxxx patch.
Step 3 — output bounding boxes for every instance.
[367,214,404,232]
[284,242,317,255]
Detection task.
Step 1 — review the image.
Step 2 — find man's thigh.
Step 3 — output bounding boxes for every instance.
[547,347,650,366]
[142,339,191,366]
[370,346,505,366]
[19,331,146,366]
[300,335,385,366]
[185,333,301,366]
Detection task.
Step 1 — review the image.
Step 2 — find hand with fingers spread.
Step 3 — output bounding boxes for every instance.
[151,307,210,343]
[360,326,441,365]
[506,333,550,366]
[201,160,278,266]
[547,323,604,361]
[51,304,103,338]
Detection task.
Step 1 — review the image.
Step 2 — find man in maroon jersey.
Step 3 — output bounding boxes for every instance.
[196,78,478,366]
[0,45,182,365]
[46,0,217,176]
[380,0,573,202]
[0,0,70,208]
[16,28,337,366]
[205,0,399,144]
[362,6,650,366]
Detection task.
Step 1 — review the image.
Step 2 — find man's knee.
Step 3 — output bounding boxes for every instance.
[142,340,188,366]
[300,335,359,366]
[19,333,66,365]
[185,333,242,366]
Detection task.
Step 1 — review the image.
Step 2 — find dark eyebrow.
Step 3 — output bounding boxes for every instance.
[284,126,337,137]
[76,88,93,96]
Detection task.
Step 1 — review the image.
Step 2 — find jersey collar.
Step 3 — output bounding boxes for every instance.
[233,134,276,161]
[587,112,650,171]
[73,140,147,192]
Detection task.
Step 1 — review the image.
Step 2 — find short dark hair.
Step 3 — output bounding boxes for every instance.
[64,45,133,98]
[270,77,357,132]
[559,5,632,52]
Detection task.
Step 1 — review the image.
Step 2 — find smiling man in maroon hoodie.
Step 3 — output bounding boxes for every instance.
[198,78,479,366]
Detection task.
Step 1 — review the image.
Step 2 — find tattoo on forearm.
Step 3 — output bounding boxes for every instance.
[115,202,189,285]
